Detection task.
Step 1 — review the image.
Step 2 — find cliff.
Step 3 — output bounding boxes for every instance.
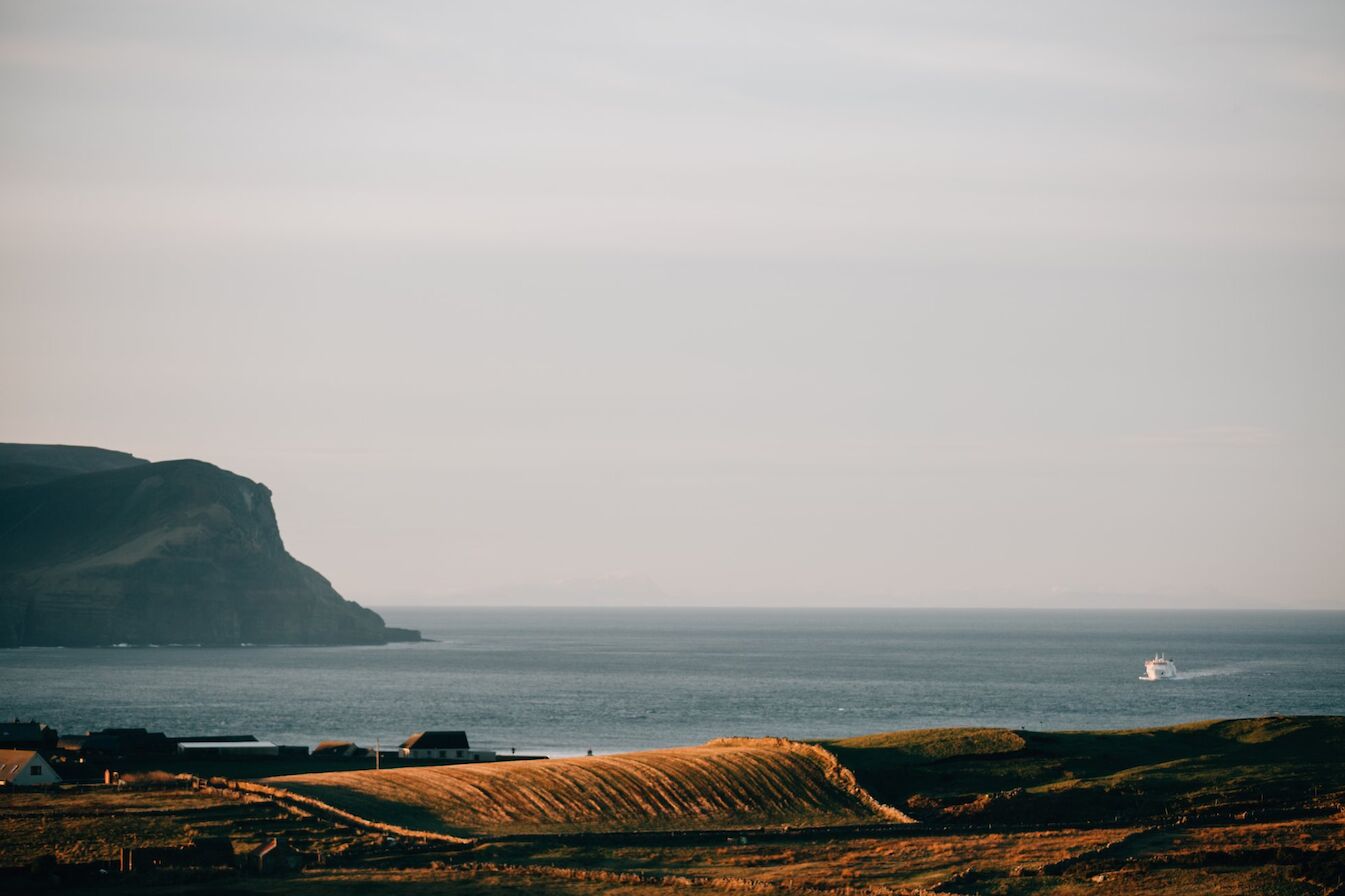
[0,443,149,489]
[0,444,420,647]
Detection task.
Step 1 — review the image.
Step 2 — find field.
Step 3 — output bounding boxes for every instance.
[823,715,1345,825]
[4,717,1344,895]
[29,818,1345,895]
[263,738,905,836]
[0,786,372,866]
[468,825,1140,889]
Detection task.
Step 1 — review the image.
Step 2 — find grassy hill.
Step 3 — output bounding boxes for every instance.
[0,442,147,489]
[821,715,1345,825]
[259,718,1344,838]
[264,740,909,837]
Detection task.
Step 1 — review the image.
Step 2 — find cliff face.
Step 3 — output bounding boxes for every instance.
[0,445,419,647]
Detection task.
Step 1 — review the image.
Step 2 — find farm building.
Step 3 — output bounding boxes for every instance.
[173,734,259,748]
[312,741,371,758]
[177,740,282,758]
[0,719,57,751]
[0,749,62,786]
[400,731,496,762]
[60,727,173,759]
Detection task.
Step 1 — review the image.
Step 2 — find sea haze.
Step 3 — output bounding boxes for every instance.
[4,609,1342,757]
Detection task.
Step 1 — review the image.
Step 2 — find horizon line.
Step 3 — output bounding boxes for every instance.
[364,602,1345,612]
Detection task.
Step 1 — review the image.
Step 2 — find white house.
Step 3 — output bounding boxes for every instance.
[0,749,61,786]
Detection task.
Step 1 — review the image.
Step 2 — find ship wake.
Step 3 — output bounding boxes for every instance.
[1173,664,1245,680]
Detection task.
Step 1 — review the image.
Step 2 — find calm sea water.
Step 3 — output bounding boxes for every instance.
[2,608,1342,757]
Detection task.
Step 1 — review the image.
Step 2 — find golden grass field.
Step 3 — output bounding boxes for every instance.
[7,718,1343,896]
[470,825,1140,890]
[263,739,905,836]
[0,789,222,864]
[0,786,370,865]
[40,817,1343,896]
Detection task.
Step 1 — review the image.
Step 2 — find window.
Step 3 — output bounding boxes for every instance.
[30,765,42,776]
[438,750,446,758]
[456,750,463,758]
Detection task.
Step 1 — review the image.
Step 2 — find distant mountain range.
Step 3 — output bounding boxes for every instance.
[0,443,419,647]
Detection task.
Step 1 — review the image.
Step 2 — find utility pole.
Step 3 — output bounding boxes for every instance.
[375,738,381,771]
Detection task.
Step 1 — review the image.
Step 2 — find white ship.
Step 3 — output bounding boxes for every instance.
[1141,654,1178,680]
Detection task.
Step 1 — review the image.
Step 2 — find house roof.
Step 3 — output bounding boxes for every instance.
[400,731,469,750]
[76,729,172,754]
[0,749,44,778]
[313,741,366,756]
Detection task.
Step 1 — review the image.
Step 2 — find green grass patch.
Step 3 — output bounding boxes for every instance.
[820,716,1345,825]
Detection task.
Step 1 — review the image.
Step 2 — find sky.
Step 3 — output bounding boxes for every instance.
[2,1,1344,608]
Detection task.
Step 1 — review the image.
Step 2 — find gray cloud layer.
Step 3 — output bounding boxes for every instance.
[3,1,1343,606]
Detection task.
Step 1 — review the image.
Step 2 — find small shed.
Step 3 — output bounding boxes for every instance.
[312,741,369,758]
[249,837,305,875]
[0,749,62,786]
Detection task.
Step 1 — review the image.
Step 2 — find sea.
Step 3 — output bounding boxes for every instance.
[3,608,1343,757]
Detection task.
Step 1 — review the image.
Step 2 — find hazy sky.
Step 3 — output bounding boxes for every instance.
[3,2,1344,608]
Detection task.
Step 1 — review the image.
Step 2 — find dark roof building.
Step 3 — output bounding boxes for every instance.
[0,720,57,751]
[75,728,174,757]
[400,731,469,751]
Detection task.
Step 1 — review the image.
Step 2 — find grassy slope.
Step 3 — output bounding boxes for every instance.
[261,718,1344,836]
[822,715,1345,824]
[264,741,889,836]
